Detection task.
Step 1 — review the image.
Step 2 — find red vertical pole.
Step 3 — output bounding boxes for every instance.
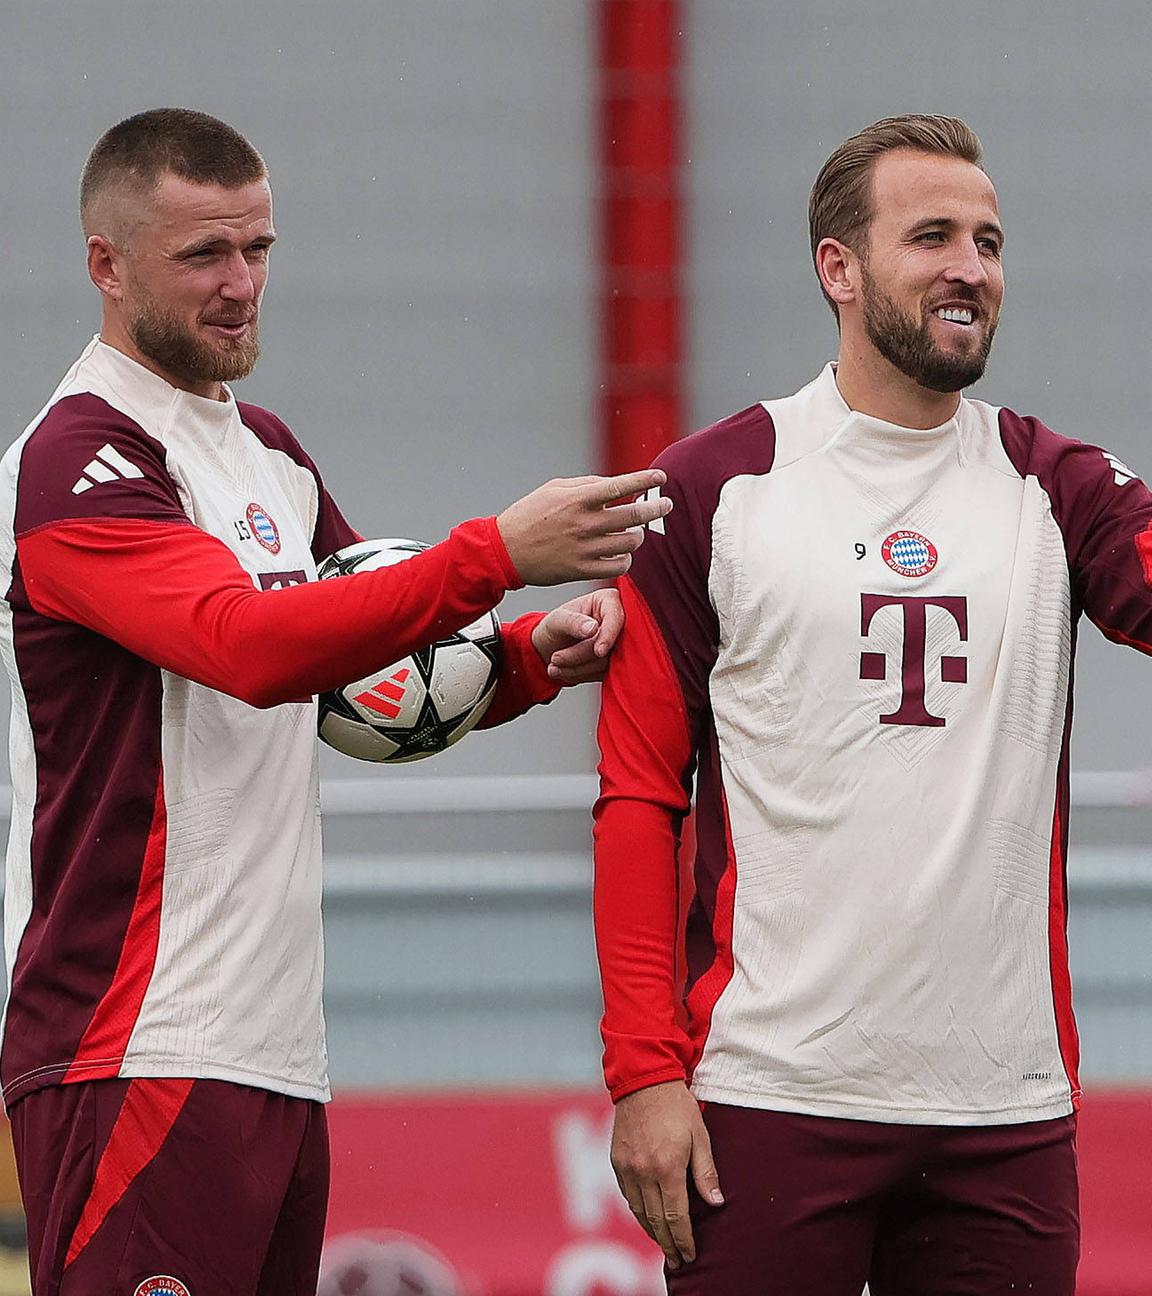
[597,0,685,476]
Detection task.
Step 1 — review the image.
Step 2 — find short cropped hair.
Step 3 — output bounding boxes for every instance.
[81,107,266,238]
[808,114,984,314]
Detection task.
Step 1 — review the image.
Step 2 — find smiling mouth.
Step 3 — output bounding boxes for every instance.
[933,306,977,326]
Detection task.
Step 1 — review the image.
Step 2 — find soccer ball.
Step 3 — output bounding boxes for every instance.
[316,539,502,763]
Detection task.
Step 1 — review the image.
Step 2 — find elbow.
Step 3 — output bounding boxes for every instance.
[244,682,308,710]
[240,685,288,710]
[223,666,306,711]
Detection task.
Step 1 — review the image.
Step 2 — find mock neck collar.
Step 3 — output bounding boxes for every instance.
[817,362,963,440]
[92,336,238,428]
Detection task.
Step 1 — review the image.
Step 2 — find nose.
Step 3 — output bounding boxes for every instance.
[944,239,990,288]
[219,251,258,302]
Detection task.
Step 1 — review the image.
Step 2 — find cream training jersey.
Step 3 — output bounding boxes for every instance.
[595,364,1152,1125]
[0,338,550,1107]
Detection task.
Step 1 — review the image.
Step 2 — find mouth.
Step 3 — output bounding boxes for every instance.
[203,318,254,338]
[930,303,980,329]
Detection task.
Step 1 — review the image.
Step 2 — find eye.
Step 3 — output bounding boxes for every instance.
[915,230,946,244]
[978,238,1002,256]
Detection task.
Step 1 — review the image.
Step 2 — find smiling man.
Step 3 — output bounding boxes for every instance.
[594,115,1152,1294]
[0,109,671,1296]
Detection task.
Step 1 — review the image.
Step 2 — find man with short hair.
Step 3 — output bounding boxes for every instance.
[595,114,1147,1294]
[0,107,670,1295]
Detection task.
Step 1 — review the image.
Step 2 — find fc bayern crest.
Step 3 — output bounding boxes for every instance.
[134,1278,192,1296]
[246,502,281,554]
[882,530,938,578]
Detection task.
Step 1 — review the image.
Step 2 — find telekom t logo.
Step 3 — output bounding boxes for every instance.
[859,594,968,728]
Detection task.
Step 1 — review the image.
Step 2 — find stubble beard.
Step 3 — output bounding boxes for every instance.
[127,284,261,388]
[860,262,996,395]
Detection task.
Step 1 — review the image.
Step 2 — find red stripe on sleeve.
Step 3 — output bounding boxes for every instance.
[1135,526,1152,588]
[594,577,695,1101]
[1047,803,1082,1109]
[63,773,168,1083]
[65,1077,194,1266]
[16,514,520,708]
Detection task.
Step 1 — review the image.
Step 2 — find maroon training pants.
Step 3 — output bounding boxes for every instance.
[10,1076,329,1296]
[668,1104,1078,1296]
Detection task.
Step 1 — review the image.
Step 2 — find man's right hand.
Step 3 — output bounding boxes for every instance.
[610,1080,724,1271]
[496,469,672,585]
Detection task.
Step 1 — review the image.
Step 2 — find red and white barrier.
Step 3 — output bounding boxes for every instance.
[323,1089,1152,1295]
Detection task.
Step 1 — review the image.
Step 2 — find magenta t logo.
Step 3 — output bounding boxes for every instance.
[860,594,968,727]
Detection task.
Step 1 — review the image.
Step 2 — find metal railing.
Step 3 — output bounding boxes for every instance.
[0,773,1150,901]
[0,768,1149,821]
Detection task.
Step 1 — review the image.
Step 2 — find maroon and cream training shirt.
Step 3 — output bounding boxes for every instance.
[595,364,1152,1125]
[0,337,556,1107]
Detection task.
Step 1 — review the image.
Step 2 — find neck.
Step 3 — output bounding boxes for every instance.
[834,332,961,429]
[99,316,226,402]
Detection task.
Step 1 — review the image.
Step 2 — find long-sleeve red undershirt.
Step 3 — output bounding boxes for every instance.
[16,514,559,718]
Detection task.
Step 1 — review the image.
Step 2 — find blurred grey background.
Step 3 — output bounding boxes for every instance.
[0,0,1148,1089]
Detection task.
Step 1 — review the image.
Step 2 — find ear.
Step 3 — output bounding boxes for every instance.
[815,237,860,308]
[87,235,125,301]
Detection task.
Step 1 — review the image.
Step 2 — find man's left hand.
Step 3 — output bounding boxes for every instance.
[531,588,623,685]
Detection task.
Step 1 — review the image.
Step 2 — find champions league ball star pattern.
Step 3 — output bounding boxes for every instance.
[882,529,938,577]
[317,539,502,763]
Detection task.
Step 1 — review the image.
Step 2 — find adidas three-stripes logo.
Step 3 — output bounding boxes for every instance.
[71,444,146,494]
[1102,451,1138,487]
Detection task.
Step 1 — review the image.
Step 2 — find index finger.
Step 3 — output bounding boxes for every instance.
[591,468,667,505]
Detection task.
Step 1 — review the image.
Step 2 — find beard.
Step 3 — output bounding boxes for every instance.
[126,281,261,388]
[860,263,996,394]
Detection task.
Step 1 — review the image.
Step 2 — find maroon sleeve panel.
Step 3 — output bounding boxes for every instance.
[999,409,1152,650]
[14,394,190,533]
[475,612,562,729]
[594,576,695,1101]
[593,405,777,1101]
[627,405,776,726]
[16,515,520,709]
[238,402,362,558]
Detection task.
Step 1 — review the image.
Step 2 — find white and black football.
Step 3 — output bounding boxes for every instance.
[316,539,501,763]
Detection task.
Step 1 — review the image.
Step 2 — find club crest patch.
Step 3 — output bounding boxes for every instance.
[134,1278,192,1296]
[246,502,281,554]
[882,530,937,578]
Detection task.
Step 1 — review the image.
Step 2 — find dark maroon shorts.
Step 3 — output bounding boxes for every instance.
[668,1104,1079,1296]
[9,1076,329,1296]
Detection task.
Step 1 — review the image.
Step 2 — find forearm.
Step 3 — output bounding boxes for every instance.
[594,575,698,1099]
[475,611,562,728]
[17,515,520,708]
[594,798,693,1101]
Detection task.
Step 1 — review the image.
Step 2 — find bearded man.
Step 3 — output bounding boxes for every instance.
[594,114,1151,1295]
[0,108,670,1296]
